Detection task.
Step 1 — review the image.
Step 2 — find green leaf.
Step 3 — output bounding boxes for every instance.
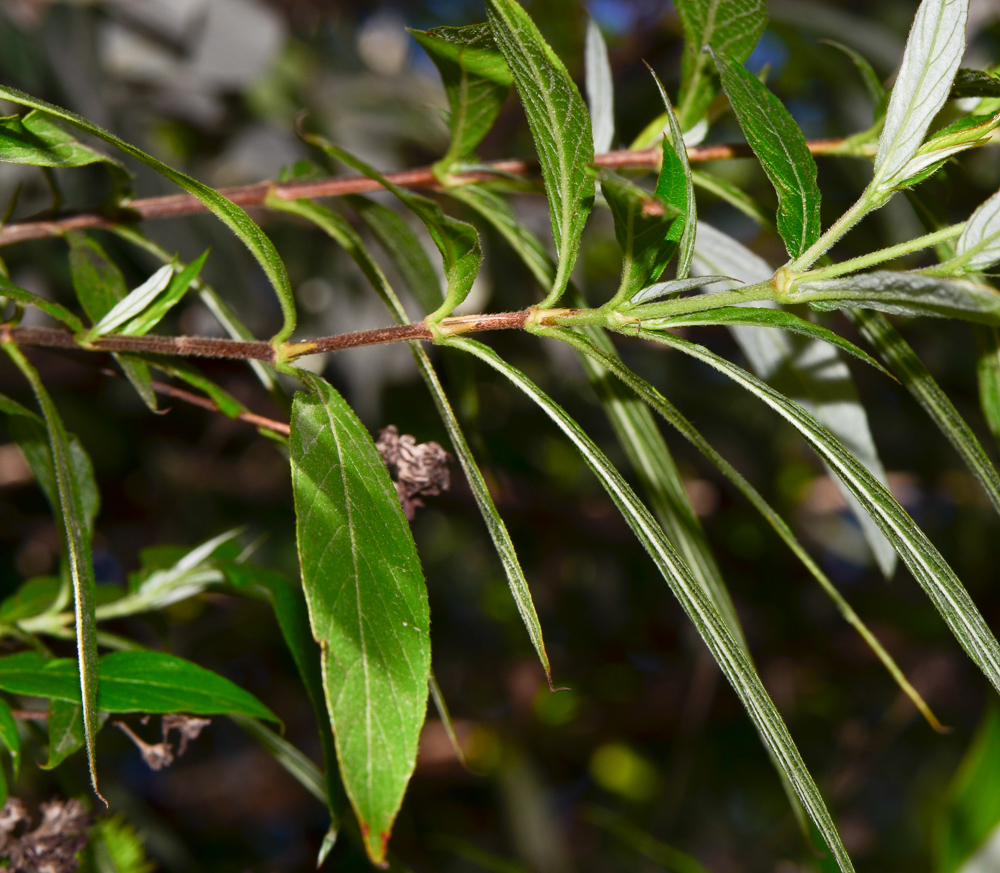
[0,697,20,779]
[820,39,886,104]
[0,110,131,202]
[42,699,84,769]
[872,0,969,192]
[895,110,1000,189]
[2,344,103,800]
[410,24,513,171]
[584,17,615,154]
[136,357,245,419]
[627,275,733,305]
[0,274,85,332]
[0,86,296,343]
[952,68,1000,99]
[485,0,595,305]
[713,50,821,258]
[0,651,278,721]
[290,374,431,865]
[88,815,155,873]
[304,134,481,324]
[87,264,174,339]
[675,0,767,130]
[850,310,1000,517]
[792,271,1000,323]
[448,336,855,873]
[976,326,1000,452]
[122,251,209,336]
[936,704,1000,872]
[643,328,1000,709]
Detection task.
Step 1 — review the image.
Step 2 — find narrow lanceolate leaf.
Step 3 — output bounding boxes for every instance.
[792,271,1000,323]
[123,250,209,336]
[713,50,821,258]
[449,336,855,873]
[821,40,887,104]
[585,17,615,154]
[628,276,733,305]
[410,24,513,172]
[954,187,1000,273]
[976,326,1000,452]
[647,329,1000,707]
[675,0,768,129]
[304,134,480,324]
[648,68,696,280]
[290,374,431,866]
[872,0,969,192]
[0,345,102,801]
[486,0,595,304]
[267,192,554,684]
[849,310,1000,516]
[0,273,84,332]
[694,221,898,577]
[87,264,174,339]
[0,697,20,779]
[0,86,296,342]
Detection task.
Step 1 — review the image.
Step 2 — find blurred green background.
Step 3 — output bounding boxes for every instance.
[2,0,1000,870]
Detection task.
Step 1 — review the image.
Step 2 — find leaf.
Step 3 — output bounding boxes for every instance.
[793,271,1000,323]
[896,110,1000,188]
[675,0,768,129]
[0,697,20,779]
[0,274,84,331]
[123,250,209,336]
[2,345,103,800]
[936,704,1000,872]
[872,0,969,192]
[0,651,278,721]
[88,815,155,873]
[485,0,595,304]
[955,187,1000,272]
[820,39,887,104]
[850,310,1000,517]
[304,134,481,323]
[976,326,1000,452]
[448,336,856,873]
[691,168,775,231]
[290,374,431,865]
[0,86,296,342]
[410,24,513,171]
[585,17,615,154]
[232,714,327,804]
[644,328,1000,708]
[694,221,898,576]
[87,264,174,339]
[140,358,245,419]
[713,50,821,258]
[43,699,84,769]
[952,68,1000,99]
[629,275,735,305]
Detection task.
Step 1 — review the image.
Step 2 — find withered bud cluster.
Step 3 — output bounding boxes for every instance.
[0,797,89,873]
[376,425,451,520]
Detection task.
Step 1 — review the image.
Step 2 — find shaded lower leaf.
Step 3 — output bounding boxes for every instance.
[976,325,1000,452]
[0,697,20,779]
[42,699,84,769]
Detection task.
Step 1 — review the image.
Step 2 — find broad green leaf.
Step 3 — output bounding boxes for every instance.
[42,699,84,769]
[628,275,733,305]
[346,195,444,313]
[449,336,855,873]
[290,374,430,865]
[585,17,615,154]
[694,221,898,577]
[304,134,481,323]
[675,0,767,129]
[0,274,84,331]
[936,705,1000,872]
[0,577,61,625]
[792,271,1000,323]
[850,310,1000,516]
[0,110,131,201]
[0,651,278,721]
[644,329,1000,706]
[485,0,595,304]
[976,326,1000,452]
[872,0,969,192]
[123,251,209,336]
[87,264,174,339]
[2,344,102,799]
[648,68,696,280]
[0,86,296,343]
[0,697,20,779]
[410,24,513,171]
[713,50,821,258]
[954,187,1000,272]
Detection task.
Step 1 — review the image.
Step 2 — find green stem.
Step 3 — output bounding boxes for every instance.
[788,189,881,273]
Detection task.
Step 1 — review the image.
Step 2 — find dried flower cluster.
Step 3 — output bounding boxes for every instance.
[376,425,451,520]
[0,797,89,873]
[116,713,212,771]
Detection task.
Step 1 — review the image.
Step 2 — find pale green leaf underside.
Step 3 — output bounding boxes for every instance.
[957,187,1000,271]
[585,17,615,154]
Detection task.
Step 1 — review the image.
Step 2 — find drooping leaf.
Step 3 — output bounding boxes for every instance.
[0,651,278,721]
[0,86,296,342]
[0,697,20,779]
[449,336,855,873]
[123,250,210,336]
[954,187,1000,273]
[2,345,103,799]
[0,274,85,331]
[485,0,595,304]
[410,24,513,171]
[139,357,245,419]
[233,714,327,804]
[304,133,480,323]
[691,168,775,231]
[584,17,615,154]
[675,0,768,130]
[793,271,1000,323]
[694,221,898,576]
[713,50,821,258]
[42,699,84,769]
[850,309,1000,516]
[290,374,430,865]
[87,264,174,339]
[871,0,969,192]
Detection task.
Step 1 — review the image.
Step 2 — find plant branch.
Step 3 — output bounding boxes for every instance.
[0,138,864,247]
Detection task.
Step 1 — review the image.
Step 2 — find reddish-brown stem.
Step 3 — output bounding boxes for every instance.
[145,378,290,436]
[0,139,854,247]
